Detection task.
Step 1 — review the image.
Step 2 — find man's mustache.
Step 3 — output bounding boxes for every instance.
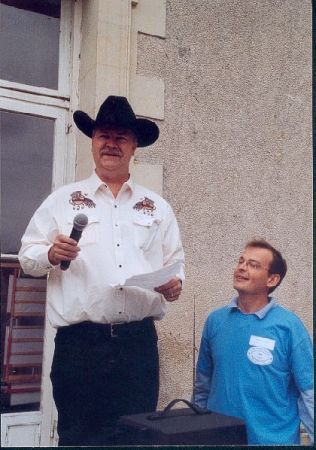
[101,149,122,156]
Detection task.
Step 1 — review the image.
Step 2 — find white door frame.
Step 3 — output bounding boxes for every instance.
[0,98,73,447]
[0,0,81,445]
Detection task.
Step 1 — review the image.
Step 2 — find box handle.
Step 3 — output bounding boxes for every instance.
[147,398,210,421]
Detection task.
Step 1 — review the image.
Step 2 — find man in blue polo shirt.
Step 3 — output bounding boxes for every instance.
[193,239,314,445]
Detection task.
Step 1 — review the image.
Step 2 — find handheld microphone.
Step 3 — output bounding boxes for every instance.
[60,213,88,271]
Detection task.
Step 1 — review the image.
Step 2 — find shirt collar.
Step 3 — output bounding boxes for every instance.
[124,176,135,193]
[84,171,135,195]
[228,296,277,319]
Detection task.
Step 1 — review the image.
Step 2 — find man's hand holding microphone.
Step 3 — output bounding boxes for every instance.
[48,214,88,270]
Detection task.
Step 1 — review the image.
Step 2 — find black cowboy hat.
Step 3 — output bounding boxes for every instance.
[73,95,159,147]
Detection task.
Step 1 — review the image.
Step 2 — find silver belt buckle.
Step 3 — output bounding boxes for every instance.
[110,323,119,338]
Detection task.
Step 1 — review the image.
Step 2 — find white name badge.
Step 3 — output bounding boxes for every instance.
[249,335,275,351]
[247,347,273,366]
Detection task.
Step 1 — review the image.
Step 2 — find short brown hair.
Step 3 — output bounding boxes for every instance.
[245,239,287,293]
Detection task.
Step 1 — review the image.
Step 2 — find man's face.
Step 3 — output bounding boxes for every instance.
[233,246,280,295]
[91,126,137,178]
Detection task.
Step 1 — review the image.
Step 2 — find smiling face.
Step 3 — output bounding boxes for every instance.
[91,126,137,181]
[233,246,280,296]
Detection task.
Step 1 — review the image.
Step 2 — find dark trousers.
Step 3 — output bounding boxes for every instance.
[50,318,159,446]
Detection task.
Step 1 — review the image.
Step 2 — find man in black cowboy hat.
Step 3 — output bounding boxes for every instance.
[19,95,185,445]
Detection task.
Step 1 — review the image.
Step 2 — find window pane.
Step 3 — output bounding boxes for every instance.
[0,0,61,89]
[1,262,47,413]
[1,110,54,254]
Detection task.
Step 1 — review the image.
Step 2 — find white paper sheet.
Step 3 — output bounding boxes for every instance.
[120,260,182,291]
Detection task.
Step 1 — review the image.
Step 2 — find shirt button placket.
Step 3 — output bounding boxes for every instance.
[114,286,125,320]
[113,203,123,269]
[112,203,125,318]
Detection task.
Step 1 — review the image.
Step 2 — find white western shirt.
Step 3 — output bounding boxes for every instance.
[19,172,185,327]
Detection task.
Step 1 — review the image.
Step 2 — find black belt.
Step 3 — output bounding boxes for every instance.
[57,317,154,340]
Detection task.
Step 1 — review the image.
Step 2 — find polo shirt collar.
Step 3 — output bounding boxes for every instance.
[228,296,277,319]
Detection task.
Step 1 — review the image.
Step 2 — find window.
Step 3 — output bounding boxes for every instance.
[1,111,54,254]
[0,0,79,414]
[0,0,72,96]
[1,0,61,89]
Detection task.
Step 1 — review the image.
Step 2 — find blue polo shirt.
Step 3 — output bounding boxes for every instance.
[196,297,313,445]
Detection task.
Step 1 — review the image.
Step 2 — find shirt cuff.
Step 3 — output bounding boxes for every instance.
[298,389,314,444]
[20,245,57,276]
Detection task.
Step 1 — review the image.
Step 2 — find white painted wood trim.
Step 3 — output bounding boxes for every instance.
[1,411,42,447]
[53,109,74,190]
[0,80,68,100]
[68,0,82,182]
[69,0,82,115]
[58,0,72,97]
[39,320,58,446]
[0,87,70,109]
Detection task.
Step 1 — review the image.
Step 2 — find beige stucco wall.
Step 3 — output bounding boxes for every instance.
[76,0,312,407]
[135,0,312,406]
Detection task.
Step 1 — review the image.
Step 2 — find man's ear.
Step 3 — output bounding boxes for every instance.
[267,273,280,289]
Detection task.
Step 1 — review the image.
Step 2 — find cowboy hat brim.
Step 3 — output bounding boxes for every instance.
[73,111,159,147]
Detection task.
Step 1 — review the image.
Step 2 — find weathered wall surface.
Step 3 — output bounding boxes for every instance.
[77,0,312,407]
[134,0,312,405]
